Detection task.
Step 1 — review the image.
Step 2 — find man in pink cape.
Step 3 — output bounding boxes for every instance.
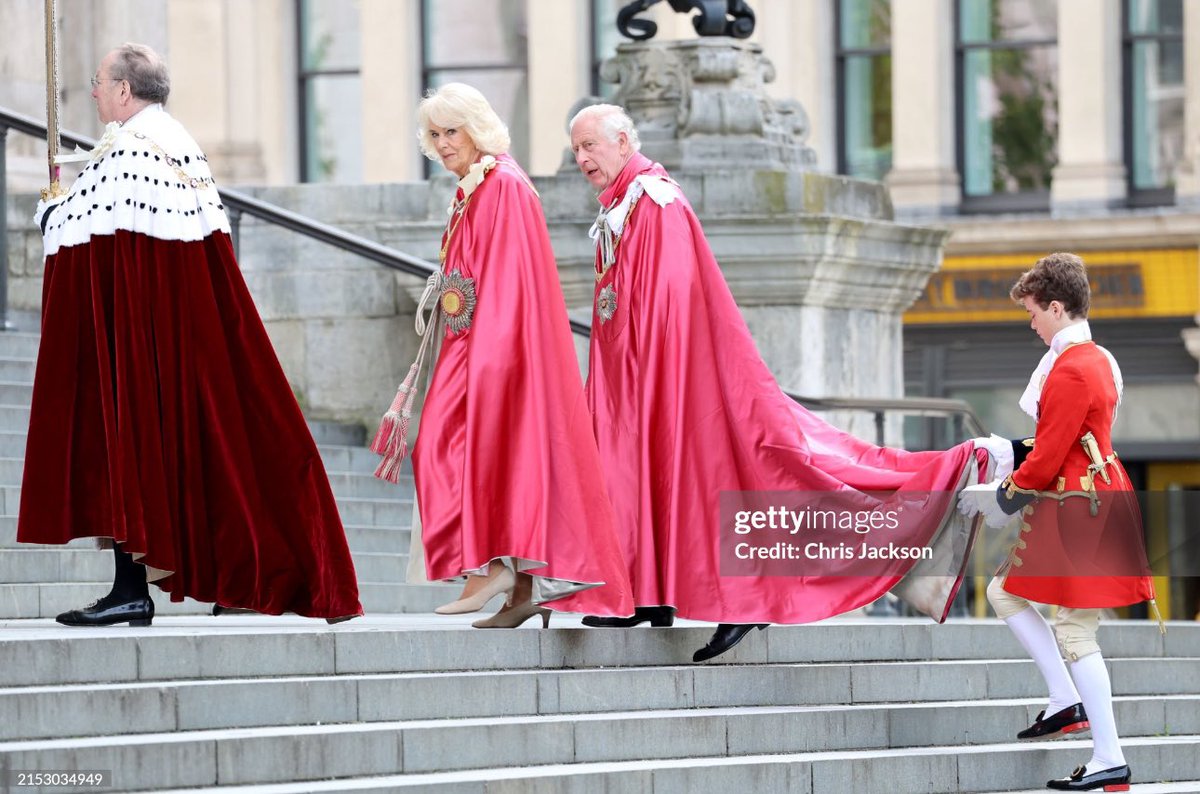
[569,104,989,661]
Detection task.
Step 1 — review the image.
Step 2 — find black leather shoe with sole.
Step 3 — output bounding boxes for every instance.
[1017,702,1090,741]
[1046,763,1131,791]
[692,623,767,663]
[581,605,675,628]
[56,594,154,627]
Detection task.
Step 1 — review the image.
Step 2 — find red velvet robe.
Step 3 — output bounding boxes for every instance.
[1004,341,1155,608]
[17,105,361,619]
[586,154,986,624]
[411,155,634,616]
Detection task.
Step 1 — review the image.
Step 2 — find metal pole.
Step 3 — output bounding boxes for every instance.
[0,126,9,331]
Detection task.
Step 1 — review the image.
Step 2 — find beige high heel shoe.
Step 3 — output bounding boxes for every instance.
[471,599,552,629]
[434,566,515,615]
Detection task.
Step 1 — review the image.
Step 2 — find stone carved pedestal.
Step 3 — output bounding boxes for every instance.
[598,37,816,171]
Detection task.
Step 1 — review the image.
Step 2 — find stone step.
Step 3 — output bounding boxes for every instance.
[1,646,1195,742]
[324,470,413,499]
[0,721,1194,792]
[0,383,32,407]
[0,332,42,359]
[306,421,367,448]
[0,357,34,383]
[358,582,466,614]
[0,549,116,583]
[131,737,1200,794]
[0,403,29,432]
[0,457,22,484]
[0,620,1193,687]
[316,443,403,474]
[350,551,409,582]
[0,580,459,619]
[0,431,25,457]
[334,495,412,528]
[343,525,410,554]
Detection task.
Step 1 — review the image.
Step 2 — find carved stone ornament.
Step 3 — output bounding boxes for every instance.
[598,37,816,172]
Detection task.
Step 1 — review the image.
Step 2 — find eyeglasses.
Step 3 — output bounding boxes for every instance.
[90,76,123,88]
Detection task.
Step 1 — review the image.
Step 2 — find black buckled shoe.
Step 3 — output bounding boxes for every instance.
[1047,763,1131,791]
[692,623,768,663]
[582,605,675,628]
[1017,702,1090,741]
[56,594,154,627]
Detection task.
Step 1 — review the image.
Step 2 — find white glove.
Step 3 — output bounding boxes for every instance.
[957,479,1020,530]
[34,194,69,235]
[971,433,1014,480]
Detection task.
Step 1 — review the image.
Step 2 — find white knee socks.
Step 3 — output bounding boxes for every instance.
[1071,651,1126,772]
[1005,606,1081,715]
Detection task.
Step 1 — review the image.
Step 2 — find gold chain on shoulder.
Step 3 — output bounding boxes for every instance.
[127,131,216,190]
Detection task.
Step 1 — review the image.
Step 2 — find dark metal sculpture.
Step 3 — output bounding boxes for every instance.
[616,0,756,41]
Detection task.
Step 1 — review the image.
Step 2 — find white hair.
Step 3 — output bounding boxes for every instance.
[416,83,511,160]
[569,103,641,152]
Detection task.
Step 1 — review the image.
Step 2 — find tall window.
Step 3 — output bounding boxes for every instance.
[1124,0,1184,206]
[591,0,623,98]
[956,0,1058,211]
[835,0,892,180]
[421,0,530,171]
[298,0,362,183]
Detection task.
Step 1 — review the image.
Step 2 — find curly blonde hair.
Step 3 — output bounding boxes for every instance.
[416,83,511,160]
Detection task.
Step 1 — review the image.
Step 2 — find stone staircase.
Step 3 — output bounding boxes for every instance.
[0,619,1197,792]
[0,327,465,620]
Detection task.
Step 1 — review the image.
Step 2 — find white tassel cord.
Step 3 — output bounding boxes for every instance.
[370,272,444,483]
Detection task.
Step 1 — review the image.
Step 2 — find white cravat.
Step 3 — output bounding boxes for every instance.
[1018,320,1123,421]
[588,174,679,270]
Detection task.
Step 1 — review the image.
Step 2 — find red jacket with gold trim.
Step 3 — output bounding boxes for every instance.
[1003,341,1155,608]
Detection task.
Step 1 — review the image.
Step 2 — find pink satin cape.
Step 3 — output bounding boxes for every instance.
[411,154,634,616]
[586,154,985,624]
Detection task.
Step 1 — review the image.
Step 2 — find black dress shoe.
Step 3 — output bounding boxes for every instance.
[581,605,675,628]
[692,623,768,663]
[56,594,154,627]
[1047,763,1131,791]
[1017,702,1089,741]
